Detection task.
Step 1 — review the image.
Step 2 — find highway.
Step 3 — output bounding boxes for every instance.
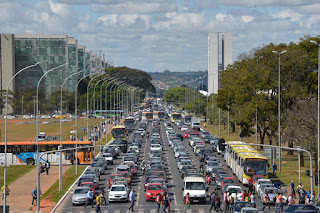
[57,120,274,213]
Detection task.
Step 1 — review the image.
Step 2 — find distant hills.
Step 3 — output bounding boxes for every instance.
[149,70,208,94]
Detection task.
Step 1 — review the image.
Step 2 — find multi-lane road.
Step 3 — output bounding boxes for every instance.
[57,120,274,213]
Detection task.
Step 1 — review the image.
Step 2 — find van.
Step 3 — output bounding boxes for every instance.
[182,176,207,204]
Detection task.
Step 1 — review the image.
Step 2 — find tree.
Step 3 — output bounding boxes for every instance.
[164,87,186,105]
[216,36,319,147]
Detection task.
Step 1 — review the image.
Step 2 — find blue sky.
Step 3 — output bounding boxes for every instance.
[0,0,319,72]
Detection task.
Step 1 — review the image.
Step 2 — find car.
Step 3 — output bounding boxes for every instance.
[260,187,279,204]
[116,165,131,174]
[283,204,319,213]
[79,182,95,194]
[240,207,258,213]
[233,201,254,213]
[102,153,113,165]
[108,184,128,202]
[86,167,100,180]
[118,171,132,185]
[205,161,221,173]
[108,174,122,187]
[151,133,161,139]
[128,146,139,154]
[72,187,91,205]
[255,179,272,193]
[201,131,210,139]
[136,128,145,137]
[145,183,165,201]
[226,185,243,201]
[124,162,138,176]
[175,149,188,158]
[184,130,191,138]
[181,125,188,132]
[150,144,162,151]
[149,178,168,192]
[178,160,194,171]
[221,177,239,189]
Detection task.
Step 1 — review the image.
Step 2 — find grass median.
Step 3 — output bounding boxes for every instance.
[0,165,35,186]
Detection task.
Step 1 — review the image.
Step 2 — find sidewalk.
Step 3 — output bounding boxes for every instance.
[7,165,70,212]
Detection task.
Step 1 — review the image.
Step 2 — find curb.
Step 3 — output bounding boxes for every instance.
[51,139,112,213]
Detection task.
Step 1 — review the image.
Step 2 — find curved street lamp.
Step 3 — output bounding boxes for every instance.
[3,61,46,210]
[36,62,68,212]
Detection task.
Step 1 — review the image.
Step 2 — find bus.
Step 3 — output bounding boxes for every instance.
[171,112,181,123]
[184,115,192,126]
[0,141,93,165]
[112,126,127,140]
[225,141,268,184]
[157,111,165,120]
[124,117,135,133]
[225,141,249,167]
[145,112,153,121]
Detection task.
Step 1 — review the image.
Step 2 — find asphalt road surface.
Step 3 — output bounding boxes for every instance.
[57,121,276,213]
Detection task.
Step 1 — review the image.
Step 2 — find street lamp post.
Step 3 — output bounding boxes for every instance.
[272,50,287,172]
[310,40,320,195]
[3,61,45,211]
[36,63,68,212]
[74,73,91,174]
[104,79,118,142]
[116,83,127,124]
[59,70,83,191]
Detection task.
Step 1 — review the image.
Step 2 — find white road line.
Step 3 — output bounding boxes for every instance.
[114,210,120,213]
[174,209,180,213]
[138,209,144,213]
[150,209,157,213]
[174,194,177,206]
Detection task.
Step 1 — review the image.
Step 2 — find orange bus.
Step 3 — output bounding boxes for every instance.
[0,141,93,165]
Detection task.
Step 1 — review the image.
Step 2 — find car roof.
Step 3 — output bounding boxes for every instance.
[184,177,205,182]
[75,186,91,190]
[111,184,126,188]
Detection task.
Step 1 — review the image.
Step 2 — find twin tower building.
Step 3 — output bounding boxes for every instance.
[208,32,232,94]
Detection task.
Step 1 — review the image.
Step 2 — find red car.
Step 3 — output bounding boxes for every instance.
[184,130,191,138]
[108,174,122,187]
[190,131,199,136]
[145,183,165,201]
[118,171,132,185]
[124,163,138,176]
[221,177,239,189]
[80,182,95,194]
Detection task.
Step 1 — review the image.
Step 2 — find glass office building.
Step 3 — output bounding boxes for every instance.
[14,34,68,94]
[67,38,78,91]
[78,46,85,78]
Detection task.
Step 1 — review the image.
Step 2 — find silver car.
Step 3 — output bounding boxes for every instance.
[260,187,279,204]
[72,186,90,205]
[90,162,105,175]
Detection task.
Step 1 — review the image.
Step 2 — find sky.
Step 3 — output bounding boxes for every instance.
[0,0,319,72]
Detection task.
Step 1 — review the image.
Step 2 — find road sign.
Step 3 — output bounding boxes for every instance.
[264,147,280,159]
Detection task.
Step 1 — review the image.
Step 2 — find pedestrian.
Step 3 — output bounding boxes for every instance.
[84,189,94,208]
[100,144,103,153]
[228,192,234,212]
[278,193,283,213]
[306,189,311,204]
[100,187,107,205]
[273,162,277,176]
[297,182,303,194]
[128,189,135,211]
[163,193,169,212]
[262,192,271,211]
[250,192,255,208]
[209,192,216,212]
[1,184,9,200]
[310,191,315,205]
[95,192,102,213]
[185,193,190,210]
[156,194,161,212]
[45,160,50,175]
[167,193,171,212]
[274,181,280,189]
[275,193,279,211]
[215,193,221,211]
[223,191,229,213]
[31,187,41,207]
[290,180,295,198]
[288,193,294,206]
[242,190,246,201]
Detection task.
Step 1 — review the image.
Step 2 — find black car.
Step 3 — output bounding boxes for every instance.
[199,148,212,162]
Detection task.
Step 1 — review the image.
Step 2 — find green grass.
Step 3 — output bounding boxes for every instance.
[204,123,318,192]
[0,165,35,186]
[41,165,86,204]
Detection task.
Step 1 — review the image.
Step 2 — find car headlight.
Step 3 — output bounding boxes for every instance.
[147,192,151,195]
[109,194,114,197]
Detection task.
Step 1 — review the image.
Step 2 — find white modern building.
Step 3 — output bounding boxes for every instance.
[208,32,232,94]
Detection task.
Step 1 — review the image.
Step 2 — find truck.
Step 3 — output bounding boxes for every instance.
[191,117,201,131]
[182,176,207,204]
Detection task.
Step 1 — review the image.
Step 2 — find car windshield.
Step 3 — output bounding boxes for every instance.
[265,189,278,194]
[181,161,192,165]
[243,210,258,213]
[228,187,242,193]
[148,185,163,190]
[244,158,268,176]
[208,162,219,166]
[103,154,112,157]
[75,188,90,194]
[91,163,101,167]
[186,182,205,190]
[234,202,253,209]
[224,179,237,183]
[111,186,125,191]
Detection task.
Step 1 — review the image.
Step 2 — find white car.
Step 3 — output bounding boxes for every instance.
[151,133,161,139]
[108,185,128,202]
[136,128,145,137]
[226,185,243,201]
[255,179,272,193]
[150,144,162,151]
[102,153,113,165]
[128,146,139,154]
[41,115,51,119]
[181,125,188,132]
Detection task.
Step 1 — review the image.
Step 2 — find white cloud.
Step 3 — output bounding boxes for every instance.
[241,16,254,23]
[273,9,303,23]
